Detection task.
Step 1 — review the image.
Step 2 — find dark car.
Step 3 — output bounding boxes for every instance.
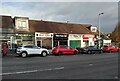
[76,46,103,54]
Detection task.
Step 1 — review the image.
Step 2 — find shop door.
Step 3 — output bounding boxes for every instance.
[37,41,42,47]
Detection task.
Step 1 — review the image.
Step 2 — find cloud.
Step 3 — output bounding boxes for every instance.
[1,2,118,33]
[2,0,120,2]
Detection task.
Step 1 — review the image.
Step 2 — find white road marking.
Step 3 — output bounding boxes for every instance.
[0,67,64,76]
[114,76,118,79]
[89,63,93,66]
[54,67,64,70]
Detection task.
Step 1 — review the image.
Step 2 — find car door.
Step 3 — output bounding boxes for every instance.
[68,47,74,54]
[112,46,117,52]
[32,45,40,54]
[65,46,73,54]
[60,45,68,54]
[24,45,34,54]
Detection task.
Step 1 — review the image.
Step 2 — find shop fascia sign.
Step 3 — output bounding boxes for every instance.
[82,34,94,40]
[36,33,53,37]
[54,33,68,38]
[103,40,111,43]
[70,34,81,38]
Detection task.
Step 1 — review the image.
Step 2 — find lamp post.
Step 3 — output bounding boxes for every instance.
[98,12,104,48]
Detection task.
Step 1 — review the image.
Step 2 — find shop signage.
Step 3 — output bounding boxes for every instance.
[36,33,53,37]
[16,34,34,36]
[69,34,81,40]
[82,34,94,40]
[53,34,68,40]
[103,40,111,44]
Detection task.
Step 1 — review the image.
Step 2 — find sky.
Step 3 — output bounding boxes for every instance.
[0,0,119,33]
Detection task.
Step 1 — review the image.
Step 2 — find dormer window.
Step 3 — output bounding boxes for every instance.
[18,21,27,29]
[91,27,97,32]
[15,17,29,31]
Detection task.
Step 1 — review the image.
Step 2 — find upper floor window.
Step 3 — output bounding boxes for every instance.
[18,21,27,29]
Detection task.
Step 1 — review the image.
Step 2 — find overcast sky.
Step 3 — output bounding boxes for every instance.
[1,0,119,33]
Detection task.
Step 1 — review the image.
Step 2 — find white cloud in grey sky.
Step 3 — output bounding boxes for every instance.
[1,1,119,33]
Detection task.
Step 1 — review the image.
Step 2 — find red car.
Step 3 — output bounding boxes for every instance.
[52,45,78,55]
[102,45,119,52]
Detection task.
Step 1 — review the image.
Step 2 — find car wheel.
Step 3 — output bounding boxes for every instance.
[73,51,77,55]
[21,52,27,58]
[87,51,91,54]
[41,51,47,57]
[58,51,62,56]
[109,50,112,53]
[117,50,119,52]
[99,50,103,54]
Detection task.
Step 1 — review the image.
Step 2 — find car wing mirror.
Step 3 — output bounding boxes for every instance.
[38,47,40,49]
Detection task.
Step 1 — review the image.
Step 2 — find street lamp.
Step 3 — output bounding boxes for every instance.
[98,12,104,48]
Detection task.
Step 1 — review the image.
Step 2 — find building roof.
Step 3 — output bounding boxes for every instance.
[0,16,14,28]
[29,20,92,34]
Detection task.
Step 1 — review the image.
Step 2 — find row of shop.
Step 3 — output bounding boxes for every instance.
[1,15,105,49]
[11,32,95,49]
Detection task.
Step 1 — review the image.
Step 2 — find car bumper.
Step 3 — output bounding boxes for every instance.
[52,51,58,54]
[16,51,22,55]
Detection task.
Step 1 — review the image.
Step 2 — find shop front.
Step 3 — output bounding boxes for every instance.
[53,33,68,47]
[68,34,82,48]
[15,33,35,45]
[35,32,53,49]
[82,34,95,47]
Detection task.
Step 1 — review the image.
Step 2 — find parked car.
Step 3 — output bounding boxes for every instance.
[76,46,103,54]
[52,45,78,55]
[16,44,49,58]
[102,45,119,53]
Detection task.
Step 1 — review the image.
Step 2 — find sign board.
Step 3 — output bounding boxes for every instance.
[82,34,94,40]
[69,34,81,40]
[53,34,68,40]
[35,33,53,38]
[103,40,111,44]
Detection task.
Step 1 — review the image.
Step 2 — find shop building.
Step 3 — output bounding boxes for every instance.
[68,34,82,48]
[35,32,53,49]
[1,15,96,49]
[82,34,95,47]
[14,17,35,45]
[53,33,68,47]
[0,16,14,48]
[29,20,92,49]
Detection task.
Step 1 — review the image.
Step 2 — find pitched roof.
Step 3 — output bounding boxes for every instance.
[29,20,92,34]
[0,16,14,28]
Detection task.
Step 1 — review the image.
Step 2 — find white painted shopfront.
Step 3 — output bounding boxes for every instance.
[35,32,53,49]
[82,34,95,47]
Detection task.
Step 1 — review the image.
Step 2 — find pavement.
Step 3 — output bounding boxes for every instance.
[2,52,119,79]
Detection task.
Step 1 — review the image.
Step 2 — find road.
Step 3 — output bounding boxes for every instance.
[1,52,119,79]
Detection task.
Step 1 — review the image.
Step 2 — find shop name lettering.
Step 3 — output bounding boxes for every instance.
[55,35,67,37]
[39,34,51,37]
[83,35,94,38]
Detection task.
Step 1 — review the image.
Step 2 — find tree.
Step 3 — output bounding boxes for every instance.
[111,22,120,47]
